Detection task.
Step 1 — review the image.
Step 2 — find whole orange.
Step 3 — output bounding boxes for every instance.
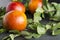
[3,10,27,31]
[29,0,42,13]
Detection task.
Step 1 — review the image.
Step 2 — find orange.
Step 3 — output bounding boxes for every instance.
[3,10,27,31]
[6,2,25,13]
[29,0,42,13]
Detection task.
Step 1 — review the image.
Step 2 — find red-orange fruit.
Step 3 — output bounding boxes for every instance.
[3,10,27,31]
[29,0,42,13]
[6,2,25,13]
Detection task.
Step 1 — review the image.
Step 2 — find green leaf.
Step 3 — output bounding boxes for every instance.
[52,23,60,35]
[43,0,48,8]
[34,7,44,22]
[52,30,60,35]
[24,0,30,8]
[0,29,6,33]
[28,22,40,30]
[34,12,40,22]
[2,33,20,40]
[32,33,41,38]
[43,3,55,18]
[0,15,4,19]
[51,3,60,21]
[36,7,44,13]
[28,24,35,30]
[2,36,10,40]
[37,26,46,35]
[9,34,20,40]
[9,34,15,40]
[10,34,20,40]
[0,7,6,16]
[47,3,55,17]
[52,2,58,6]
[52,23,60,30]
[19,0,23,2]
[47,3,55,11]
[27,19,33,24]
[0,7,5,20]
[25,34,33,39]
[9,30,20,34]
[53,11,60,21]
[45,24,51,30]
[21,31,31,36]
[43,6,48,10]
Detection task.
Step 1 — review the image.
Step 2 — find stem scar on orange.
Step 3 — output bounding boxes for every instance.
[3,10,27,31]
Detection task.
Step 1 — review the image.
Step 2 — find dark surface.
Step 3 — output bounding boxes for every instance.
[49,0,60,3]
[0,0,60,40]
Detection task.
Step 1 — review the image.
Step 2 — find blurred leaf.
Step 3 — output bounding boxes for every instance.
[28,22,40,30]
[32,33,41,38]
[9,34,20,40]
[0,7,6,16]
[19,0,23,2]
[47,3,55,17]
[34,12,42,22]
[37,25,46,35]
[21,31,31,36]
[27,19,33,24]
[9,30,20,34]
[52,2,58,6]
[53,10,60,21]
[0,15,4,19]
[0,29,6,34]
[36,7,44,13]
[28,24,35,30]
[52,23,60,35]
[52,23,60,30]
[34,7,44,22]
[43,0,48,8]
[43,6,48,10]
[25,34,33,39]
[3,34,20,40]
[52,30,60,35]
[52,2,60,10]
[47,3,55,11]
[24,0,30,8]
[45,24,51,30]
[2,36,11,40]
[9,34,15,40]
[51,3,60,21]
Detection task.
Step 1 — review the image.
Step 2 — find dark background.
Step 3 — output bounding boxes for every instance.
[49,0,60,3]
[0,0,60,40]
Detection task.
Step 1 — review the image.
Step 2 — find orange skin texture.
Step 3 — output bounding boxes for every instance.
[29,0,42,13]
[3,10,27,31]
[6,2,25,13]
